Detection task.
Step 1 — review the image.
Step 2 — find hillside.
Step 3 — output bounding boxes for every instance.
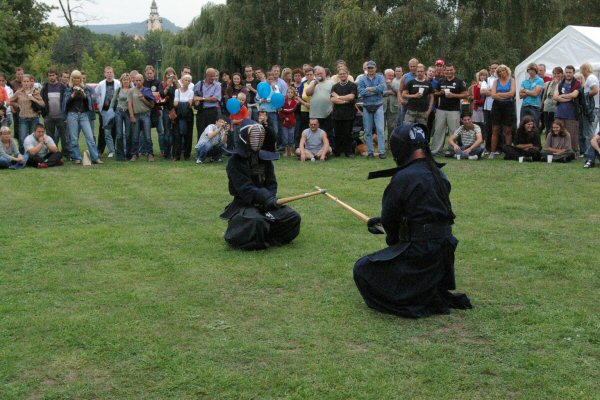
[85,18,182,36]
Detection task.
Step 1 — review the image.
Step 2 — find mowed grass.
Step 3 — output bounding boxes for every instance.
[1,134,599,399]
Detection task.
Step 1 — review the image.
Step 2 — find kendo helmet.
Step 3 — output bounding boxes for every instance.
[239,120,266,153]
[389,123,430,167]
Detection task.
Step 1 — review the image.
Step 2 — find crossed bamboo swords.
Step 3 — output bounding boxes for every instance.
[276,186,385,234]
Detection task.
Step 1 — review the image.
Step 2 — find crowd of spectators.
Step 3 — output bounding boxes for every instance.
[0,58,598,170]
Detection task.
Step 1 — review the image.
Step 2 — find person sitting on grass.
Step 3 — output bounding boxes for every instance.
[502,115,541,161]
[195,117,228,164]
[446,114,484,160]
[583,133,600,168]
[541,120,575,163]
[23,123,63,168]
[296,118,332,162]
[0,126,26,169]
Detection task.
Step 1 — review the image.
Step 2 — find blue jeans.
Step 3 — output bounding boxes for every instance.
[396,104,408,127]
[100,110,116,153]
[132,111,153,156]
[115,109,131,159]
[363,105,385,155]
[281,126,295,147]
[44,116,71,157]
[267,112,279,145]
[19,116,39,146]
[155,110,165,154]
[196,140,223,161]
[67,112,100,162]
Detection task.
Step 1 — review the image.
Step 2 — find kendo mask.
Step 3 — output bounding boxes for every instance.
[390,124,430,168]
[239,123,265,152]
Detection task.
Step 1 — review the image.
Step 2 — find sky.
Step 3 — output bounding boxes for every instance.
[40,0,226,29]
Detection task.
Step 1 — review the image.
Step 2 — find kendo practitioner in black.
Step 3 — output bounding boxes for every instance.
[220,121,301,250]
[354,124,472,318]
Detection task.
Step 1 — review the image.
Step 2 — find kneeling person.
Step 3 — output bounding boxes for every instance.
[354,124,472,318]
[24,124,63,168]
[195,116,228,164]
[296,119,332,161]
[446,114,484,159]
[220,122,301,250]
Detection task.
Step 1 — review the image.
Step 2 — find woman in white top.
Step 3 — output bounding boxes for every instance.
[173,74,195,160]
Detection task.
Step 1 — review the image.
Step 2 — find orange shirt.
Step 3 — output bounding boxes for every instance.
[231,105,249,121]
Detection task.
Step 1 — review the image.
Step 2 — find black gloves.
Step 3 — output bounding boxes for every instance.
[367,217,384,234]
[264,196,280,211]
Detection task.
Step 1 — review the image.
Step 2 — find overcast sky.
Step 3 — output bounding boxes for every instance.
[41,0,225,29]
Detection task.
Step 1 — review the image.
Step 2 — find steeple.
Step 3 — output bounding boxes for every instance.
[147,0,163,32]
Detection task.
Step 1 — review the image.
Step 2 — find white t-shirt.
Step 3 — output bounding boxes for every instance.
[23,134,56,158]
[584,73,599,108]
[175,86,195,103]
[196,124,225,148]
[483,76,496,111]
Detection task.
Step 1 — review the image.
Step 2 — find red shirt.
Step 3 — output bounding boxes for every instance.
[278,98,299,127]
[231,105,249,121]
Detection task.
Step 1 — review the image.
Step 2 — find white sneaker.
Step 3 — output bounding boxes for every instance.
[468,155,478,160]
[108,152,114,158]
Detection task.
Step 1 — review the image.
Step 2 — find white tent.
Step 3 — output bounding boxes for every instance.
[515,25,600,122]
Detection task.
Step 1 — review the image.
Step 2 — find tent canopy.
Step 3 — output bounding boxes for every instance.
[514,25,600,122]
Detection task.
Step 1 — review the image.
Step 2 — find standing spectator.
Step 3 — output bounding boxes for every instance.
[446,114,484,159]
[228,92,249,149]
[580,63,599,155]
[278,87,299,156]
[481,62,499,152]
[128,73,155,162]
[23,123,63,168]
[41,68,70,158]
[9,67,24,142]
[472,69,488,128]
[9,74,44,149]
[431,63,468,156]
[357,60,387,159]
[63,70,102,164]
[95,66,121,158]
[161,67,180,159]
[331,60,355,83]
[226,73,249,101]
[243,65,259,121]
[10,67,24,92]
[173,74,195,161]
[80,72,97,142]
[60,71,69,87]
[519,62,545,125]
[434,59,445,81]
[298,67,314,134]
[271,64,289,95]
[0,126,26,169]
[110,73,133,161]
[194,68,221,143]
[541,67,562,135]
[553,65,582,154]
[331,67,357,157]
[541,119,575,162]
[0,74,14,128]
[256,71,281,147]
[538,64,552,83]
[143,65,165,157]
[291,69,304,147]
[281,68,293,88]
[502,115,541,161]
[383,69,400,141]
[220,70,232,116]
[489,64,516,158]
[426,66,439,139]
[403,63,434,126]
[305,66,335,147]
[397,58,419,126]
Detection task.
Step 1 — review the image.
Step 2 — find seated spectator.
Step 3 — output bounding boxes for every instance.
[0,126,26,169]
[446,114,484,159]
[541,120,575,162]
[296,118,332,161]
[502,115,541,161]
[583,133,600,168]
[195,117,228,164]
[23,123,63,168]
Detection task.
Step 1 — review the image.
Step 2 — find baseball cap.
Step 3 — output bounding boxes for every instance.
[366,60,376,68]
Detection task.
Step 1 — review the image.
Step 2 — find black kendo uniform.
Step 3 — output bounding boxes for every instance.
[220,122,301,250]
[354,124,472,318]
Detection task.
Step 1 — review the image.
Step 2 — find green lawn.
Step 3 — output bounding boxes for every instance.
[1,142,599,399]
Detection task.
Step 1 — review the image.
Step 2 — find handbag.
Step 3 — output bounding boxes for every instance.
[365,104,381,113]
[31,100,43,114]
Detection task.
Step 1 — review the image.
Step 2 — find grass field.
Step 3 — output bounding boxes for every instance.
[1,140,599,399]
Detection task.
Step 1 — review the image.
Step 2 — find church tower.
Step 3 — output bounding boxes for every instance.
[147,0,163,32]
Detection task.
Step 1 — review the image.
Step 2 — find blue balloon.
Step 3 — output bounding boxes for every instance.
[226,98,241,114]
[257,81,272,99]
[271,93,285,109]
